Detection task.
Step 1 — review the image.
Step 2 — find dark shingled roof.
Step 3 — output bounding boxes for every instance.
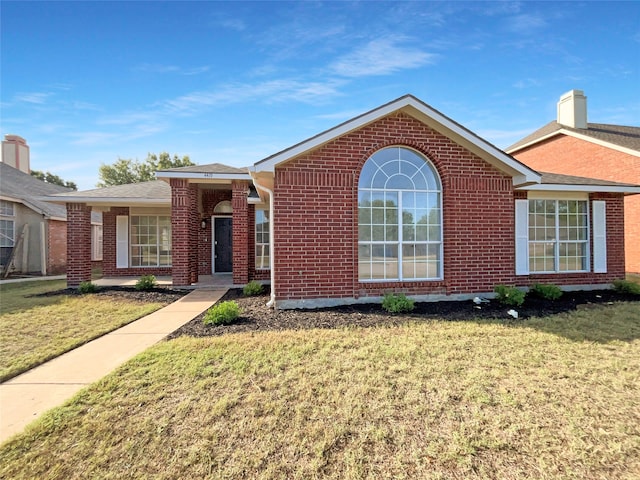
[507,121,640,153]
[49,180,171,200]
[1,162,73,219]
[539,171,640,188]
[158,163,248,174]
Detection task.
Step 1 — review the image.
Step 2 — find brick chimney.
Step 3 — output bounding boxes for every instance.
[1,135,31,173]
[557,90,587,129]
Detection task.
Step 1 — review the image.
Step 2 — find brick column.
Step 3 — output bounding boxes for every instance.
[66,203,92,287]
[232,180,249,284]
[171,179,198,286]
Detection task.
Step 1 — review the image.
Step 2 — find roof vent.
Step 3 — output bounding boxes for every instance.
[557,90,587,129]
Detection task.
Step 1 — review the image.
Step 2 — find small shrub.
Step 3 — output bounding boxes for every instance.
[204,301,240,326]
[382,293,415,313]
[494,285,525,307]
[612,279,640,295]
[135,275,157,291]
[530,283,563,301]
[78,281,98,294]
[243,280,264,296]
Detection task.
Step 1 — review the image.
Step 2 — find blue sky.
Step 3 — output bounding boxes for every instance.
[1,1,639,190]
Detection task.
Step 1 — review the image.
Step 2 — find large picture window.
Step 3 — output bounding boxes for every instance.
[130,216,171,267]
[358,147,442,281]
[528,200,588,272]
[255,209,270,269]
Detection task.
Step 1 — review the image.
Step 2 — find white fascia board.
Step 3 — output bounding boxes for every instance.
[155,172,252,180]
[519,184,640,194]
[508,129,640,158]
[253,95,541,185]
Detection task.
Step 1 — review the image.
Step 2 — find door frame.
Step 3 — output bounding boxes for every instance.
[211,215,233,274]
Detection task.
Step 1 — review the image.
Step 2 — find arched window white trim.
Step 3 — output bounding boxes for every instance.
[358,147,442,281]
[213,200,232,214]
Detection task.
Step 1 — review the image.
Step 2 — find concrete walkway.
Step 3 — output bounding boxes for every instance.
[0,288,226,444]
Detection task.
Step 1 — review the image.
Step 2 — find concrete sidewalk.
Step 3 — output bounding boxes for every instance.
[0,288,226,444]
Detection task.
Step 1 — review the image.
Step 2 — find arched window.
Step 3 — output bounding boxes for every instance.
[213,200,232,214]
[358,147,442,281]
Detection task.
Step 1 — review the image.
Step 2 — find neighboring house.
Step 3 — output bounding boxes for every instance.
[47,95,640,308]
[0,135,102,276]
[507,90,640,273]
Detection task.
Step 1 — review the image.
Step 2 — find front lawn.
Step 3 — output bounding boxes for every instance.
[0,280,171,382]
[1,302,639,479]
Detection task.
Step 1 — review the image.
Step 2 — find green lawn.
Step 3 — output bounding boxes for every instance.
[1,301,639,479]
[0,280,166,382]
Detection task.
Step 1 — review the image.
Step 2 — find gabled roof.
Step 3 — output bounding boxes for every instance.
[0,162,72,219]
[507,121,640,156]
[519,171,640,194]
[45,180,171,207]
[252,94,541,187]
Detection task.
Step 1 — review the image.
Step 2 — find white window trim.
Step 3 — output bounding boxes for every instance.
[527,199,590,274]
[358,147,443,282]
[255,209,270,270]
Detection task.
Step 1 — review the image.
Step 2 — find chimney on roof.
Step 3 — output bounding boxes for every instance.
[557,89,587,129]
[1,135,31,174]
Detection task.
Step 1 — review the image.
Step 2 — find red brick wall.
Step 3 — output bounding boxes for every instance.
[232,181,249,284]
[171,179,198,286]
[102,206,172,278]
[273,112,518,303]
[66,203,92,287]
[513,135,640,273]
[47,219,67,274]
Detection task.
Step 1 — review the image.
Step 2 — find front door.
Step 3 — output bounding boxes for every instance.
[213,217,233,273]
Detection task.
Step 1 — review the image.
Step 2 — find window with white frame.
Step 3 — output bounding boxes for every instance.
[358,147,442,281]
[255,209,270,269]
[528,199,588,272]
[91,225,103,261]
[130,216,171,267]
[0,200,15,266]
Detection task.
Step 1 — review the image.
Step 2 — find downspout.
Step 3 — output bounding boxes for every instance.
[248,170,276,308]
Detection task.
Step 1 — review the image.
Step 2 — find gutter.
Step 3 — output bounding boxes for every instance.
[248,170,276,308]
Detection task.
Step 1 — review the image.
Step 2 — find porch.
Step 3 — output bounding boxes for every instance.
[93,273,241,289]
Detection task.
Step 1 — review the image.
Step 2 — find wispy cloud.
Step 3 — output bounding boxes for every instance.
[513,78,541,89]
[13,92,53,104]
[330,36,436,77]
[135,63,210,76]
[506,13,547,34]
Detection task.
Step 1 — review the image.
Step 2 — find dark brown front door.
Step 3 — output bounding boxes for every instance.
[213,217,232,273]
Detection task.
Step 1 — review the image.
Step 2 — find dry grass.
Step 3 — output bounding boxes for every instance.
[1,301,639,479]
[0,280,165,382]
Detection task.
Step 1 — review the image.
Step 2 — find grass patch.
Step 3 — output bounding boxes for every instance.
[1,303,639,479]
[0,280,166,382]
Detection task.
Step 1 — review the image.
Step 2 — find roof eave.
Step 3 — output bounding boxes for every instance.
[155,171,252,181]
[253,94,540,185]
[518,184,640,194]
[40,196,171,207]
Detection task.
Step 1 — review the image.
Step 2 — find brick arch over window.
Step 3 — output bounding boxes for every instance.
[357,146,443,282]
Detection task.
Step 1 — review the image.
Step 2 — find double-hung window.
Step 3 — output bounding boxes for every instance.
[0,200,15,266]
[358,147,442,281]
[130,216,172,267]
[528,199,588,272]
[255,209,270,269]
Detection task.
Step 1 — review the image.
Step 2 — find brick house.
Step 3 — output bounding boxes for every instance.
[507,90,640,273]
[49,95,639,308]
[0,136,102,276]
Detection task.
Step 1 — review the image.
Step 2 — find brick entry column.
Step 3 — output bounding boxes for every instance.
[66,203,92,287]
[171,179,198,286]
[232,180,249,285]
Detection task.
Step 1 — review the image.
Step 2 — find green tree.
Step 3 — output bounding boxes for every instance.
[97,152,194,187]
[30,170,78,190]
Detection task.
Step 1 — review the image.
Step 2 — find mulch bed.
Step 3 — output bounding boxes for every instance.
[168,288,640,339]
[30,286,189,304]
